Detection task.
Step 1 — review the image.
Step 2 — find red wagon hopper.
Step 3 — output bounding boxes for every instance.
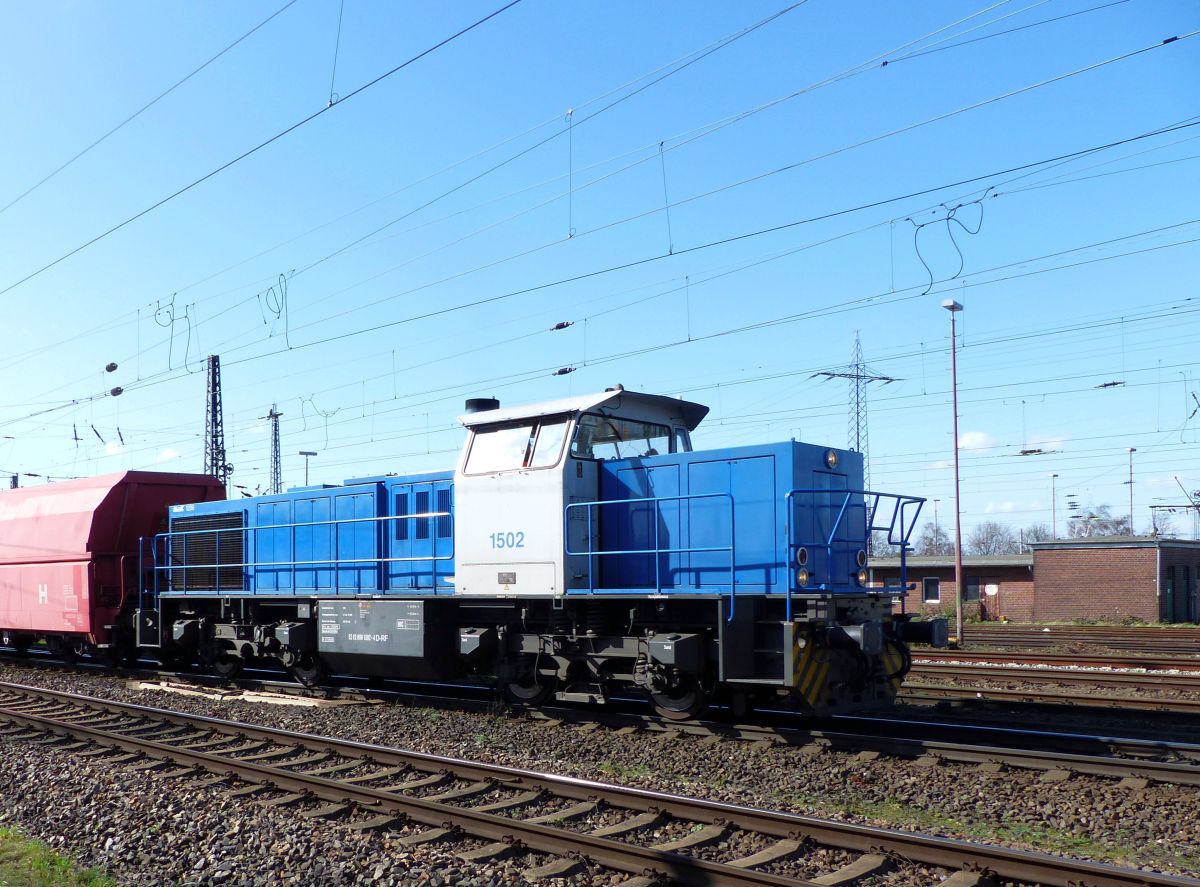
[0,471,223,657]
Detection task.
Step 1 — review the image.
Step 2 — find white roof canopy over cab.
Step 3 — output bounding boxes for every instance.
[457,387,709,431]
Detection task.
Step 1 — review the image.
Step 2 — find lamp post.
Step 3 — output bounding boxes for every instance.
[942,299,964,644]
[1127,447,1136,534]
[1051,473,1059,539]
[299,451,317,486]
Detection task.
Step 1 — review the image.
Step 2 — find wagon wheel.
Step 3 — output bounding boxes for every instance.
[51,637,82,664]
[501,655,556,706]
[211,653,243,681]
[649,672,708,721]
[288,653,327,688]
[1,632,28,656]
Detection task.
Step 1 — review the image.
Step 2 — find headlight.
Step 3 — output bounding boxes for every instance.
[856,568,869,586]
[824,449,839,469]
[796,568,811,588]
[795,547,809,567]
[856,549,868,568]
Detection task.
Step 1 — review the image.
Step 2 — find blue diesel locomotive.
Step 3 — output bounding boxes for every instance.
[137,386,945,717]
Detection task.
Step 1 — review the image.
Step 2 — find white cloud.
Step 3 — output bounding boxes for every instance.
[1028,434,1066,451]
[104,441,123,456]
[928,458,951,470]
[156,448,180,463]
[984,501,1017,514]
[958,431,995,451]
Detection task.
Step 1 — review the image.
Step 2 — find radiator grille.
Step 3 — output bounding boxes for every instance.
[168,512,245,591]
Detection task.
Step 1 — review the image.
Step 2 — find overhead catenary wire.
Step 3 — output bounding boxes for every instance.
[0,0,808,382]
[0,0,1091,388]
[0,0,302,218]
[5,121,1197,434]
[0,0,526,298]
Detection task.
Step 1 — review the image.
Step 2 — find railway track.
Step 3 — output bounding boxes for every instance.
[915,650,1200,671]
[903,683,1200,714]
[909,662,1200,693]
[6,654,1200,787]
[960,625,1200,655]
[0,681,1197,887]
[121,674,1200,787]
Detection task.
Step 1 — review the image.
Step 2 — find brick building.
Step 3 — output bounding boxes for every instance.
[1028,537,1200,622]
[871,554,1034,621]
[870,537,1200,623]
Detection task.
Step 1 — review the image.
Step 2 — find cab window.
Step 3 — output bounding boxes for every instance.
[571,414,671,460]
[465,416,570,473]
[529,417,569,467]
[465,423,534,473]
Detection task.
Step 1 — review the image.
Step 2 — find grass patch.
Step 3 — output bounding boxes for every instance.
[597,761,651,781]
[0,827,116,887]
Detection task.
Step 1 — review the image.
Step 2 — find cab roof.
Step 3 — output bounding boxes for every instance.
[458,388,709,432]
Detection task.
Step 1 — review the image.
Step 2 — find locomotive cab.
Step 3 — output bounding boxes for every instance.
[453,386,707,598]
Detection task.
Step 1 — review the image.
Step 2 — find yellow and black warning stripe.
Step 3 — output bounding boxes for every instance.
[792,636,831,711]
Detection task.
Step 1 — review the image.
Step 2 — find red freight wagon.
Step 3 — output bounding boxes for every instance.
[0,471,223,656]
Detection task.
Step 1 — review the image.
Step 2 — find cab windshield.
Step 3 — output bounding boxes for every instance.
[571,414,672,460]
[465,415,570,473]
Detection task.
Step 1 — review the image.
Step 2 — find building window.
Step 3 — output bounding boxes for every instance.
[923,577,940,604]
[965,578,981,602]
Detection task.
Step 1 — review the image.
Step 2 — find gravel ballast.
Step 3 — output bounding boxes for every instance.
[0,661,1197,881]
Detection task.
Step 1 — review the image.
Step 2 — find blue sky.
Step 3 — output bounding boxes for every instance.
[0,0,1197,539]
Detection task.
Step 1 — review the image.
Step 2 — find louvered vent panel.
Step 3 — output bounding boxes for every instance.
[169,512,245,591]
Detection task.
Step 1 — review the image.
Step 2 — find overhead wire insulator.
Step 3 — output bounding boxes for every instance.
[551,321,574,331]
[553,367,576,376]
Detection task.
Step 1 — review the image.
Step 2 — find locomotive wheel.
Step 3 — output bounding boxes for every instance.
[289,654,326,688]
[501,656,556,706]
[157,650,189,672]
[211,654,243,680]
[97,646,121,668]
[649,673,708,721]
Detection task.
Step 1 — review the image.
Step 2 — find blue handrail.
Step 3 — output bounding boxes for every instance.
[784,488,924,619]
[564,492,738,620]
[149,509,454,596]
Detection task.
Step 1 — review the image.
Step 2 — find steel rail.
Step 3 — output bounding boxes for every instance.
[0,682,1197,887]
[915,651,1200,671]
[109,679,1200,785]
[61,670,1200,783]
[903,683,1200,713]
[8,656,1200,782]
[911,663,1200,691]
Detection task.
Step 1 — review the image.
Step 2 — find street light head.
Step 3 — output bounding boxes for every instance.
[941,299,963,312]
[1128,447,1136,454]
[299,451,317,457]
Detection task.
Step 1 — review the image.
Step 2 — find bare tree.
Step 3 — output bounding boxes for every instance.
[870,530,899,557]
[966,520,1019,555]
[1068,504,1131,538]
[1149,510,1177,537]
[914,522,953,556]
[1019,522,1052,552]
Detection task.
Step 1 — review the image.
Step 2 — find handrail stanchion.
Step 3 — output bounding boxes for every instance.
[726,495,736,622]
[784,491,793,621]
[654,501,661,593]
[588,505,595,594]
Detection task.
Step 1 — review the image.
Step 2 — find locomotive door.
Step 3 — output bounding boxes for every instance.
[388,479,454,592]
[334,492,379,593]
